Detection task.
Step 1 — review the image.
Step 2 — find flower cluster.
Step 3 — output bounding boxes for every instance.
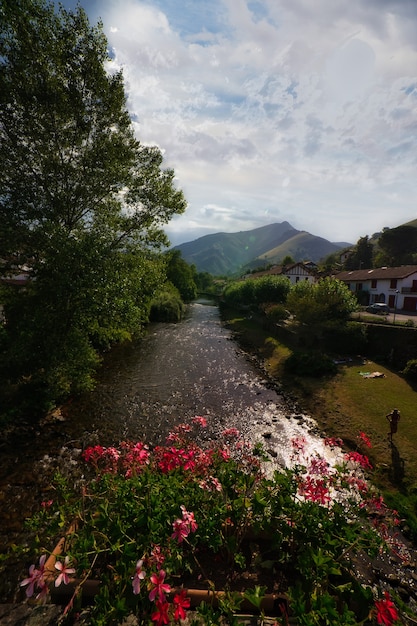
[20,554,75,600]
[20,422,404,625]
[130,507,196,624]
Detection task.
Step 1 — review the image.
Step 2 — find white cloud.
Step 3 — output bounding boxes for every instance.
[73,0,417,246]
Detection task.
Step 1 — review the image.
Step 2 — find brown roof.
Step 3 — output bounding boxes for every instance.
[334,265,417,281]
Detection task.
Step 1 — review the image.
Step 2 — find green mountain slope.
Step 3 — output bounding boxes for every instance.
[174,222,350,275]
[249,231,346,269]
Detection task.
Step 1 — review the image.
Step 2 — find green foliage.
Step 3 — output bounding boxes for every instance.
[194,270,215,293]
[222,276,290,309]
[20,420,402,624]
[321,321,368,355]
[377,225,417,267]
[165,250,197,303]
[401,359,417,382]
[287,278,358,325]
[284,351,338,377]
[344,236,374,270]
[0,0,186,413]
[264,303,290,323]
[149,287,185,322]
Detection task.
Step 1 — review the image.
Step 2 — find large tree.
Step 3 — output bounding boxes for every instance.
[344,236,374,270]
[376,225,417,267]
[287,277,358,326]
[0,0,187,411]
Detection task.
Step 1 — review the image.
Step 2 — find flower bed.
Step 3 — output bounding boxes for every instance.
[20,419,403,625]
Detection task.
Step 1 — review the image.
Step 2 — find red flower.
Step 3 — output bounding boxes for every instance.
[299,476,331,505]
[374,591,398,625]
[358,431,373,448]
[151,599,170,625]
[173,589,191,620]
[344,451,373,470]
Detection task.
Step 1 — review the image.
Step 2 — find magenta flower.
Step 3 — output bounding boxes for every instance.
[55,556,76,587]
[20,554,47,598]
[132,559,146,595]
[149,569,171,602]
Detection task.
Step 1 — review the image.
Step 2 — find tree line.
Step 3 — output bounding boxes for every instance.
[323,225,417,272]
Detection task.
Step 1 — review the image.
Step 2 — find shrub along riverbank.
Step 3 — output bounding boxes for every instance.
[219,306,417,540]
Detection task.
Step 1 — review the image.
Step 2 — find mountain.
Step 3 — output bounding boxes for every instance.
[174,222,351,276]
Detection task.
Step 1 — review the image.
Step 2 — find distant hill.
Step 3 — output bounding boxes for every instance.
[174,222,351,276]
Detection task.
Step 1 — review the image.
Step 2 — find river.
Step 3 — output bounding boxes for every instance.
[0,299,334,603]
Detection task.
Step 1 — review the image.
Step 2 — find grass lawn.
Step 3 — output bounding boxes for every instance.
[222,310,417,535]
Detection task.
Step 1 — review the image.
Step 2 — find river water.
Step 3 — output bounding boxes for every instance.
[61,300,329,464]
[0,299,335,602]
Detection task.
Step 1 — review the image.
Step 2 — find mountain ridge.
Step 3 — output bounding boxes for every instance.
[173,222,351,275]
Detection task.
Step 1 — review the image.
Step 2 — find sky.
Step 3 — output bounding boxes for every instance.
[60,0,417,246]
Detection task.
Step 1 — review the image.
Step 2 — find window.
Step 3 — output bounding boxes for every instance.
[371,279,377,289]
[390,279,397,289]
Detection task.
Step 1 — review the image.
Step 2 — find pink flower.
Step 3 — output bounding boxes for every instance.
[222,428,240,438]
[149,544,165,569]
[132,559,146,595]
[149,569,171,603]
[171,506,198,542]
[199,476,222,492]
[180,506,198,533]
[20,554,47,598]
[54,556,76,587]
[308,456,329,475]
[171,518,190,543]
[173,589,191,620]
[374,591,398,625]
[291,436,307,453]
[151,599,170,625]
[324,437,344,448]
[191,416,208,427]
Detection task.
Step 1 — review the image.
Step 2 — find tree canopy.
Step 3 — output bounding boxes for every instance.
[0,0,187,413]
[286,277,358,326]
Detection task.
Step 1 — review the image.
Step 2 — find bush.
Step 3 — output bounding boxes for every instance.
[284,351,338,377]
[149,291,184,322]
[264,303,290,323]
[401,359,417,381]
[222,276,290,310]
[321,321,368,354]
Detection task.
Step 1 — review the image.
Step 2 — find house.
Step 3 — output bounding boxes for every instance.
[248,261,318,285]
[334,265,417,312]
